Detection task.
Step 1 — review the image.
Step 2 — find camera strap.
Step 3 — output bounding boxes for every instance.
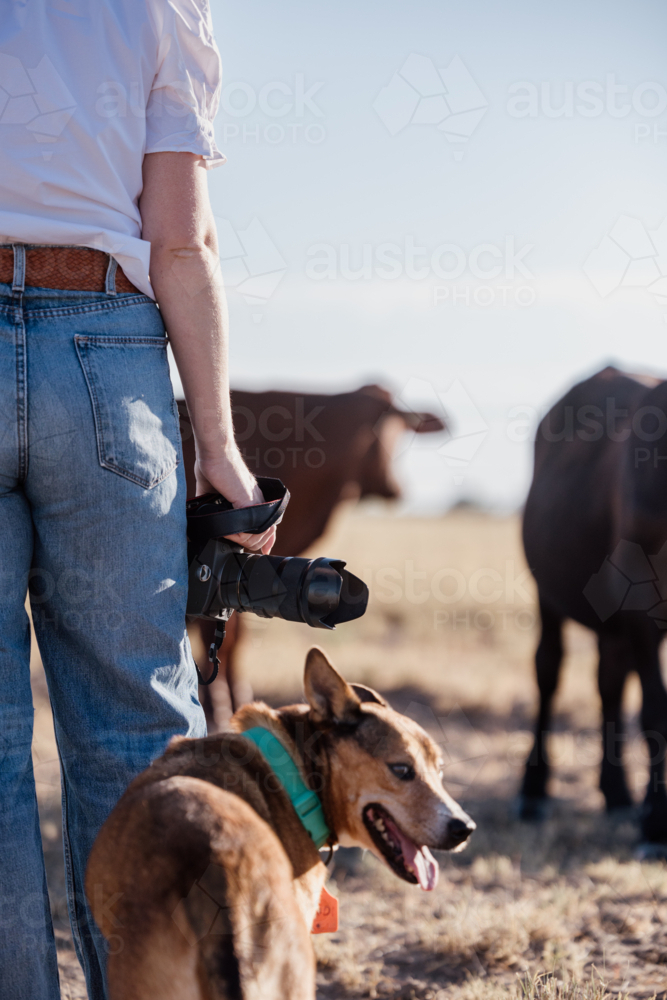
[195,621,226,686]
[186,477,290,545]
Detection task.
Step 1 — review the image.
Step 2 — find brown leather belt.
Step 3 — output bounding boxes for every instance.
[0,246,140,294]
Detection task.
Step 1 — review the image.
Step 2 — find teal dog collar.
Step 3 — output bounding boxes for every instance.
[243,726,331,849]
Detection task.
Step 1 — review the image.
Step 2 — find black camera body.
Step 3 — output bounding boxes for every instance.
[186,478,369,683]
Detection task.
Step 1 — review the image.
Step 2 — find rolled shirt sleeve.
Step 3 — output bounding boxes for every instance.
[146,0,226,167]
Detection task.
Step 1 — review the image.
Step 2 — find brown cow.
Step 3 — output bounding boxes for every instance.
[179,385,445,730]
[520,366,667,847]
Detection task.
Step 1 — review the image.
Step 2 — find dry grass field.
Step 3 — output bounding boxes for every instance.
[32,505,667,999]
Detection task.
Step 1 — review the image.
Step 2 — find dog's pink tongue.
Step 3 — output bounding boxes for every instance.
[391,823,439,891]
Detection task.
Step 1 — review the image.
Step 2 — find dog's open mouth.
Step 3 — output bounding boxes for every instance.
[362,803,439,891]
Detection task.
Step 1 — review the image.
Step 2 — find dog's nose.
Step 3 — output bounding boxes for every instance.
[447,817,476,845]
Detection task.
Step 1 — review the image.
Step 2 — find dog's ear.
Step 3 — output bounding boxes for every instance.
[304,647,362,724]
[350,683,387,707]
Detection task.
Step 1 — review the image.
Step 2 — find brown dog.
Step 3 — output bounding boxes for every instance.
[86,648,475,999]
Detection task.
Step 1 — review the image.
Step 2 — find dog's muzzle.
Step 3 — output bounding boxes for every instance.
[442,816,476,850]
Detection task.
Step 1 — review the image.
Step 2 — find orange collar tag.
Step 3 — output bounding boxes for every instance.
[311,886,338,934]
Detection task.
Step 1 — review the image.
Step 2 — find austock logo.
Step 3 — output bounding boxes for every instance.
[233,395,326,474]
[363,555,535,633]
[373,53,488,158]
[217,74,326,146]
[215,217,287,315]
[172,864,272,947]
[583,215,667,311]
[584,539,667,626]
[390,376,487,485]
[305,235,534,294]
[404,701,490,794]
[0,54,76,158]
[507,76,667,121]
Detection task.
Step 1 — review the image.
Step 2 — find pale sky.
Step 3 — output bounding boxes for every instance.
[184,0,667,512]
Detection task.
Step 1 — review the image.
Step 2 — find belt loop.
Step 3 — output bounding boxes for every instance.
[11,244,26,293]
[105,255,118,296]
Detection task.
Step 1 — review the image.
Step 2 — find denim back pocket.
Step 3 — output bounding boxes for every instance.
[75,335,180,489]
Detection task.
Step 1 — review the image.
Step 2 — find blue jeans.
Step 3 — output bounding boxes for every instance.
[0,246,206,1000]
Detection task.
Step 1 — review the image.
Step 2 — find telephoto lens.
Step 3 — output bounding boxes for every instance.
[187,538,369,629]
[185,481,369,647]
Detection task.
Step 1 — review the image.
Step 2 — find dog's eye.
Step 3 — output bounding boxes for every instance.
[389,763,415,781]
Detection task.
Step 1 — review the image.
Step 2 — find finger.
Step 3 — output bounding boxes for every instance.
[224,526,275,552]
[241,525,276,553]
[250,525,277,554]
[261,528,276,555]
[223,531,260,548]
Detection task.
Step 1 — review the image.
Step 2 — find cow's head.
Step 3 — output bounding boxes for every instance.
[355,385,446,500]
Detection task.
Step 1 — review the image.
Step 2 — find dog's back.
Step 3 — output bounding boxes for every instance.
[87,648,475,999]
[87,773,314,1000]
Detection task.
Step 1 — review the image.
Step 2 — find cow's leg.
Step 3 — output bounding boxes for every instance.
[188,619,234,733]
[198,668,235,734]
[202,639,236,733]
[635,632,667,843]
[597,631,633,810]
[194,615,250,729]
[227,619,255,712]
[519,598,563,819]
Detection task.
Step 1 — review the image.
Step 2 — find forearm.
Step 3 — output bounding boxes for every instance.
[149,239,234,465]
[139,152,275,549]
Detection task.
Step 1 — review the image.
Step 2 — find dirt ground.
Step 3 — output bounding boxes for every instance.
[32,507,667,999]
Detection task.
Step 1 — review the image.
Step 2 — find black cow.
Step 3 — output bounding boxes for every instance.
[521,365,667,846]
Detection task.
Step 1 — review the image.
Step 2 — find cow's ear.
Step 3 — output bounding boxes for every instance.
[358,384,393,404]
[350,683,387,707]
[304,647,361,724]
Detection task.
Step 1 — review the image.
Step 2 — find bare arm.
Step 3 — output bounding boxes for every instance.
[139,152,275,553]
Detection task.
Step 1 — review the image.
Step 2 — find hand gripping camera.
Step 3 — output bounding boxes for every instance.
[186,478,369,684]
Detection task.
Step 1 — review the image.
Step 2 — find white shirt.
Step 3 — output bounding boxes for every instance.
[0,0,224,298]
